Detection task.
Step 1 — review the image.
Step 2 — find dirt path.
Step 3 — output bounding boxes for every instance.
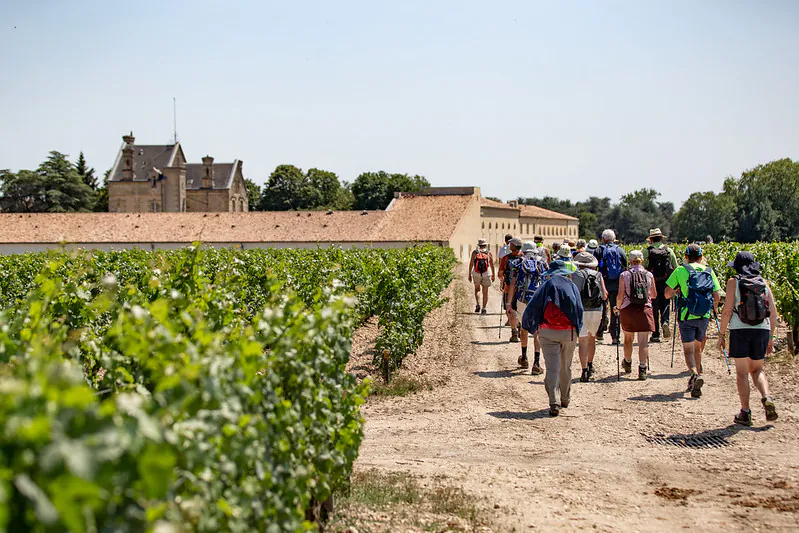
[354,274,799,531]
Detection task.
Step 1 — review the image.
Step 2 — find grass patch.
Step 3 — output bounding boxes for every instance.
[341,470,422,507]
[369,375,429,397]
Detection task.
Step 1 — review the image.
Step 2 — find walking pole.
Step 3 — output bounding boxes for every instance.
[670,298,677,368]
[615,310,621,381]
[499,292,504,340]
[714,311,732,375]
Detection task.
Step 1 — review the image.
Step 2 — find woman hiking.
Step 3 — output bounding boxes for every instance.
[614,250,656,380]
[572,252,607,382]
[716,251,779,426]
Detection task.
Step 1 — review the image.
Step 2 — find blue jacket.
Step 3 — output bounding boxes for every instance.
[522,270,584,336]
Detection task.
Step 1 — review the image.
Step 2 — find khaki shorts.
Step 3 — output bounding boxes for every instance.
[579,309,603,338]
[472,270,492,287]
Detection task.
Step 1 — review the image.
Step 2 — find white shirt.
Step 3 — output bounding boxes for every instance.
[498,244,511,261]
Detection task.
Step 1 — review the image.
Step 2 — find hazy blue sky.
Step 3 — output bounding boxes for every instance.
[1,1,797,206]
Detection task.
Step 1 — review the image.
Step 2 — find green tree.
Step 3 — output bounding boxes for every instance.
[351,171,430,210]
[307,168,341,208]
[734,158,799,242]
[672,188,735,243]
[38,151,96,212]
[607,189,673,242]
[0,169,47,212]
[244,178,262,211]
[75,151,98,190]
[332,181,355,210]
[93,169,111,212]
[258,164,311,211]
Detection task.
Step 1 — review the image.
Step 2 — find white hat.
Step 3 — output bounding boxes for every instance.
[629,249,644,262]
[557,245,572,258]
[521,241,536,253]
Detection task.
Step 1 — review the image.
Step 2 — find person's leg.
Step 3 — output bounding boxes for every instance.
[750,359,769,399]
[540,330,561,406]
[695,339,703,373]
[622,330,634,374]
[481,284,489,310]
[473,280,481,310]
[532,332,543,373]
[734,357,751,410]
[652,293,662,339]
[560,332,577,406]
[597,299,608,339]
[578,337,589,369]
[637,332,649,378]
[518,326,530,367]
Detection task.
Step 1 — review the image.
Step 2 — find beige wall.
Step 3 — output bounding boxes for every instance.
[480,207,521,257]
[520,217,579,244]
[108,181,162,213]
[447,195,482,262]
[186,189,232,212]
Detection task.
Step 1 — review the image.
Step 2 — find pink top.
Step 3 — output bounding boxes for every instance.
[619,265,655,309]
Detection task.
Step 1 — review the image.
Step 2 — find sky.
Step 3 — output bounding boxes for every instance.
[1,0,798,207]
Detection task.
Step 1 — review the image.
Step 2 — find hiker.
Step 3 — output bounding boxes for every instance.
[587,239,599,255]
[615,250,657,380]
[468,239,495,315]
[507,241,547,374]
[574,239,587,255]
[716,252,779,426]
[596,230,628,345]
[535,235,551,263]
[497,233,514,325]
[572,252,607,382]
[522,258,584,417]
[664,244,723,398]
[501,238,524,341]
[643,228,678,344]
[498,234,513,262]
[553,244,578,273]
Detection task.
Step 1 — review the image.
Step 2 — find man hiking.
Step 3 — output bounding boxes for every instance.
[468,238,495,315]
[643,228,677,344]
[596,229,627,345]
[501,238,524,342]
[572,252,607,382]
[665,244,723,398]
[508,241,547,374]
[498,233,513,262]
[534,235,551,263]
[716,251,779,426]
[522,257,584,416]
[497,234,513,325]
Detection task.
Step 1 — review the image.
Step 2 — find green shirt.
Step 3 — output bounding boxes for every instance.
[665,263,722,320]
[643,243,678,270]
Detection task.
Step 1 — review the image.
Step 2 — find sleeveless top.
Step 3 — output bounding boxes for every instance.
[730,279,771,331]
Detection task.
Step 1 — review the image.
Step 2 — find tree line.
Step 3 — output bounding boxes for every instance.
[0,152,430,213]
[519,157,799,243]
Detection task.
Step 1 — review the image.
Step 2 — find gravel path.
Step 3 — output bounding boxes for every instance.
[356,273,799,531]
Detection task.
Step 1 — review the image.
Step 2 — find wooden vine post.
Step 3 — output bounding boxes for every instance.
[382,349,391,383]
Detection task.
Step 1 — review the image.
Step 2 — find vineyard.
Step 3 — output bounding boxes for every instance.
[622,242,799,350]
[0,245,455,532]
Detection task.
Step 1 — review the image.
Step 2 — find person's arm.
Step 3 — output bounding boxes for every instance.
[648,272,657,299]
[600,274,608,300]
[643,247,650,269]
[664,268,680,300]
[669,248,678,269]
[766,280,778,355]
[507,271,518,313]
[490,253,496,281]
[614,273,625,313]
[716,278,736,352]
[467,251,475,281]
[712,270,723,314]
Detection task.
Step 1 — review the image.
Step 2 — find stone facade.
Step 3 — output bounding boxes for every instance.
[480,199,579,256]
[107,133,248,213]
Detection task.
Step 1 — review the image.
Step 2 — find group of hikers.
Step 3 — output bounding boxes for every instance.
[468,230,779,424]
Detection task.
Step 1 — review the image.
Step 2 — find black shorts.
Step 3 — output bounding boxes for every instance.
[729,329,770,361]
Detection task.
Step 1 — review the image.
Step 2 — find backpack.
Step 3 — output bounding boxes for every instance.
[681,265,715,317]
[736,276,771,325]
[628,270,650,305]
[601,244,624,280]
[575,269,602,309]
[474,251,489,274]
[515,257,546,304]
[647,245,673,281]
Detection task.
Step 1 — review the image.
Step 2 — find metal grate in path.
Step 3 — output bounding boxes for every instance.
[643,433,732,449]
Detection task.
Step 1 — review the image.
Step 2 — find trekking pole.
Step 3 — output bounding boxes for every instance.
[615,310,621,381]
[714,311,732,375]
[499,292,505,340]
[670,298,677,368]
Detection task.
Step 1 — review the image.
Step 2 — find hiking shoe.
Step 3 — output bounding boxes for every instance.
[596,332,604,341]
[638,366,648,381]
[650,333,661,343]
[687,373,697,391]
[587,365,595,378]
[518,355,529,369]
[561,400,569,408]
[481,308,487,316]
[762,398,778,421]
[531,364,543,376]
[662,323,670,339]
[734,409,753,427]
[580,368,590,382]
[549,404,560,417]
[504,319,511,326]
[691,375,704,398]
[509,330,520,343]
[622,359,632,374]
[474,305,481,314]
[611,339,620,346]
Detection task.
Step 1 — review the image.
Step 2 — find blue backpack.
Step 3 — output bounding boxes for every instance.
[515,256,546,304]
[601,244,624,281]
[681,264,715,317]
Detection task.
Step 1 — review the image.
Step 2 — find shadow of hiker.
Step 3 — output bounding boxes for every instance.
[686,423,775,439]
[474,369,527,379]
[487,409,551,421]
[628,391,686,403]
[471,340,509,346]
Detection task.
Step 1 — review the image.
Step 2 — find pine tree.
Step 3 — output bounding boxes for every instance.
[75,151,98,190]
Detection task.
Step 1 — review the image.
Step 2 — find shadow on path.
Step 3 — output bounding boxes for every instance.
[487,409,551,421]
[474,369,527,379]
[471,340,509,346]
[628,391,686,403]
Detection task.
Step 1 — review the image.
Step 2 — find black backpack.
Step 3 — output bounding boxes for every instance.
[576,270,602,309]
[629,270,650,305]
[647,245,673,281]
[736,276,771,325]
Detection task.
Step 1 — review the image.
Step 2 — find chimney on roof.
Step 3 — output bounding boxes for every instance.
[121,132,135,181]
[508,200,519,208]
[202,155,214,189]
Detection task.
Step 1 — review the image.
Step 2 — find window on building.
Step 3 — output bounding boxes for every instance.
[513,223,516,230]
[488,222,492,230]
[482,221,485,229]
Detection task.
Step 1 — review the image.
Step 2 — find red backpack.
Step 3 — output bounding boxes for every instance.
[474,251,489,274]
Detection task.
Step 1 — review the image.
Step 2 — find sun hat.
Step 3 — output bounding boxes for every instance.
[510,237,523,247]
[575,239,587,249]
[574,251,598,268]
[648,228,666,240]
[727,251,762,277]
[629,249,644,262]
[557,245,572,258]
[477,238,488,248]
[521,241,536,254]
[587,239,599,250]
